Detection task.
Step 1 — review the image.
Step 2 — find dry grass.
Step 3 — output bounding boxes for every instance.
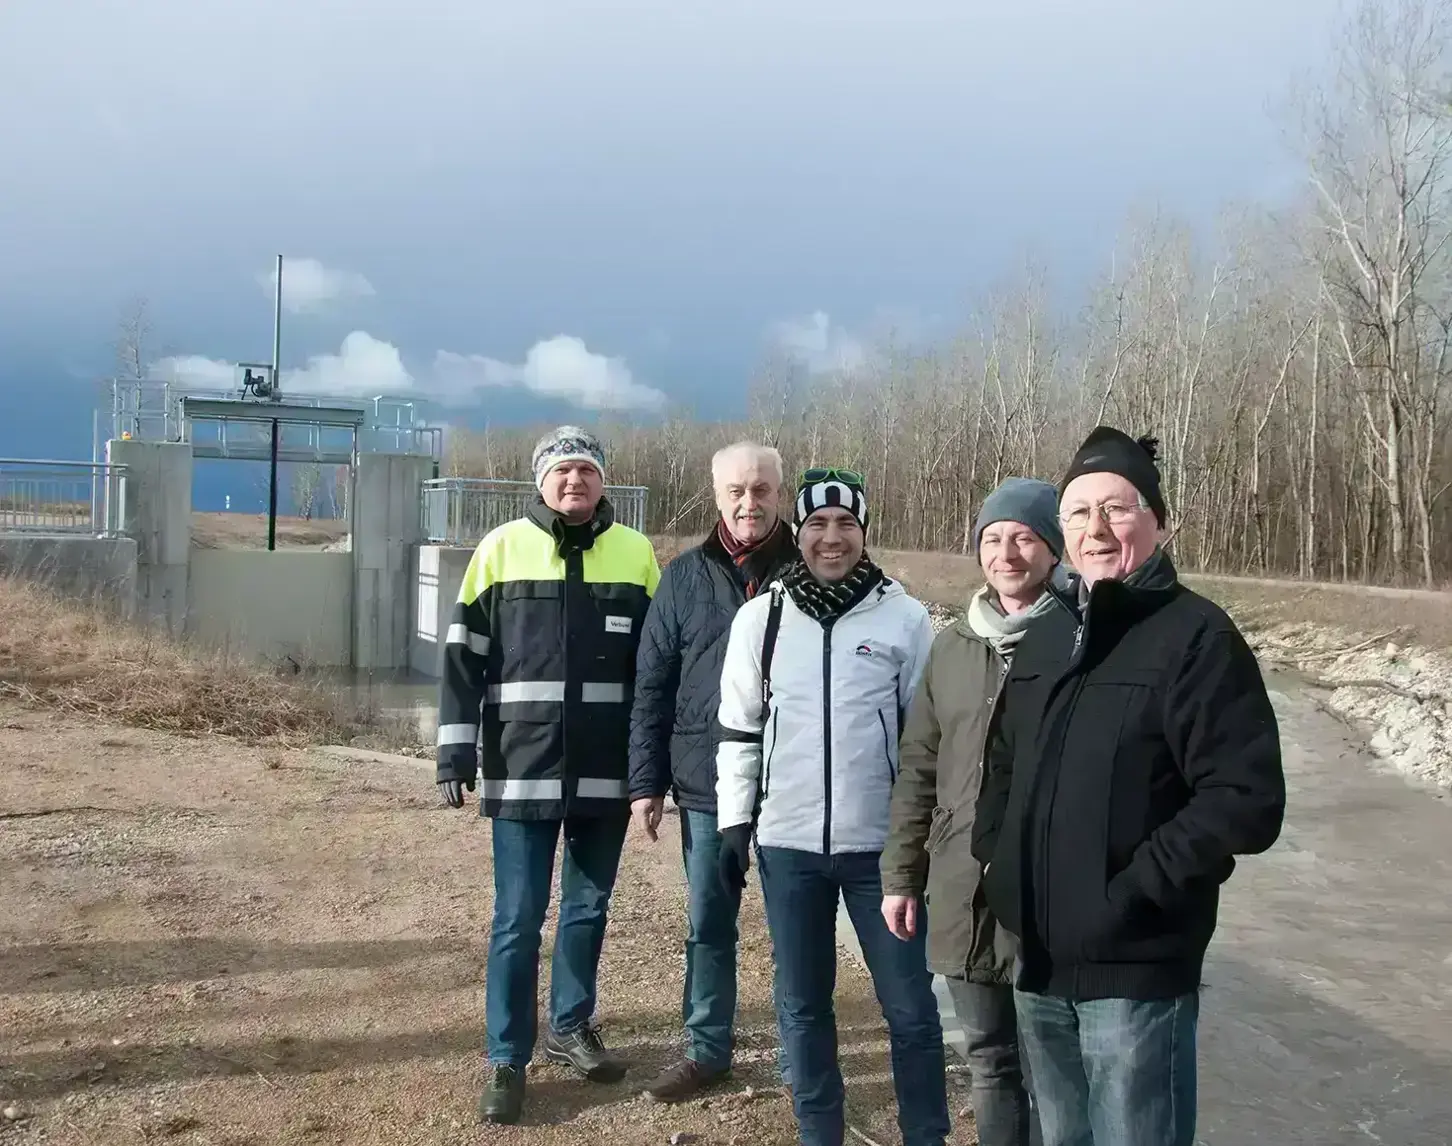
[1181,577,1452,649]
[652,534,1452,650]
[191,512,350,550]
[0,576,395,748]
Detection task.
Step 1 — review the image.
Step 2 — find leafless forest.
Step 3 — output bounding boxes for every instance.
[447,0,1452,585]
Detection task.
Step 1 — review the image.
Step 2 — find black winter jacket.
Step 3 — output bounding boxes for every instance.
[627,524,797,812]
[972,550,1286,1001]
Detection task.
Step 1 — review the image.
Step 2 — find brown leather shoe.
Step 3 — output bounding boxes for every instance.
[642,1058,730,1102]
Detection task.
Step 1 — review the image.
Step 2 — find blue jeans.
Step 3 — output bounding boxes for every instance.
[680,808,741,1069]
[1013,990,1198,1146]
[485,814,629,1066]
[757,846,950,1146]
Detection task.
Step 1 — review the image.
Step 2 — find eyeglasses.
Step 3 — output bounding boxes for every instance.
[1058,501,1147,530]
[801,466,865,487]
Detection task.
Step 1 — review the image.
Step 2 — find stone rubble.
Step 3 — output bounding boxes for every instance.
[1247,623,1452,791]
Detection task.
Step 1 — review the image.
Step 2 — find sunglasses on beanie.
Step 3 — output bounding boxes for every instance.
[800,466,865,489]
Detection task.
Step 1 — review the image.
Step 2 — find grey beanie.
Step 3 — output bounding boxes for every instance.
[972,477,1064,558]
[530,425,606,490]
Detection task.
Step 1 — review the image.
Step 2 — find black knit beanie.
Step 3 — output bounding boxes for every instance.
[1059,426,1166,526]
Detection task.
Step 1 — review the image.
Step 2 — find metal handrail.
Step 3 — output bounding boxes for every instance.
[421,477,650,545]
[0,458,129,536]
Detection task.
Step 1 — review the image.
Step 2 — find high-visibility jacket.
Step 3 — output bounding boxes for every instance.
[436,501,660,819]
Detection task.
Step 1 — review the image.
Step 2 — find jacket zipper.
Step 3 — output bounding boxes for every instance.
[821,618,837,856]
[562,547,582,815]
[878,709,895,782]
[1039,597,1092,952]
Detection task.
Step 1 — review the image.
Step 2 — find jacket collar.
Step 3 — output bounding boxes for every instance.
[527,495,615,557]
[1074,547,1180,614]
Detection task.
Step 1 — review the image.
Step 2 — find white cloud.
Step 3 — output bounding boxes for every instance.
[149,354,237,387]
[149,331,664,414]
[434,335,667,412]
[151,332,412,398]
[257,257,376,315]
[772,311,868,375]
[283,331,412,396]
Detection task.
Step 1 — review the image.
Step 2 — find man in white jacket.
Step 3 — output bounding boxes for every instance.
[715,467,949,1146]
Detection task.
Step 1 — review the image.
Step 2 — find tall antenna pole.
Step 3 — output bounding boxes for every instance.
[267,253,282,551]
[271,254,283,400]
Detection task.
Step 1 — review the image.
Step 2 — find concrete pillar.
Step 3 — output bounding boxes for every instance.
[410,543,474,678]
[353,453,434,671]
[105,439,192,636]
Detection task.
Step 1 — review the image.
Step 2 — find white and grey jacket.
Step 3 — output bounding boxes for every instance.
[715,576,935,854]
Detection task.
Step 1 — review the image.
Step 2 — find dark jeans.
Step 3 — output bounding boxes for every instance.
[484,813,629,1066]
[944,979,1041,1146]
[680,808,741,1069]
[1013,989,1199,1146]
[757,845,950,1146]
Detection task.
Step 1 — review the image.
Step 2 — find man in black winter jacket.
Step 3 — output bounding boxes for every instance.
[627,441,797,1102]
[972,427,1286,1146]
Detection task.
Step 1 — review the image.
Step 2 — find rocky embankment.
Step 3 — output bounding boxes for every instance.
[1247,624,1452,791]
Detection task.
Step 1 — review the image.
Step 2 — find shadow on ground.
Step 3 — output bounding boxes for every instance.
[0,937,474,993]
[1198,953,1452,1146]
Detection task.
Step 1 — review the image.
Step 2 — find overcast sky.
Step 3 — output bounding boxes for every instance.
[0,0,1339,452]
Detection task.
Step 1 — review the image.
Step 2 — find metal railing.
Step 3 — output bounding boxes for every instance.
[422,477,650,546]
[107,377,443,461]
[0,459,128,536]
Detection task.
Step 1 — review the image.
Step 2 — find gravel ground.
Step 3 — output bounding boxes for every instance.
[0,703,979,1146]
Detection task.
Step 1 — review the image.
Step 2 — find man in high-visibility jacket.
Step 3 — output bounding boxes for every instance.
[436,425,660,1126]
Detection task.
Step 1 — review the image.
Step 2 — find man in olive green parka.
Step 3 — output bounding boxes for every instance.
[881,477,1066,1146]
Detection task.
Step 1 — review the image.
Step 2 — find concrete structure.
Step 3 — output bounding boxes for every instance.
[190,549,353,665]
[106,438,192,635]
[1,437,436,672]
[354,453,435,671]
[8,426,651,680]
[411,544,473,678]
[0,534,138,617]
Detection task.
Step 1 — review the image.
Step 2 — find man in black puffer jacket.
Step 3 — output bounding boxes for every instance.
[628,441,797,1102]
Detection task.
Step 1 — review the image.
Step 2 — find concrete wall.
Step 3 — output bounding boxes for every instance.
[411,544,473,678]
[0,535,138,618]
[106,438,192,635]
[189,549,353,667]
[354,453,434,671]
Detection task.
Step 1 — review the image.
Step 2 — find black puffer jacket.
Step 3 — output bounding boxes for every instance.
[628,524,797,812]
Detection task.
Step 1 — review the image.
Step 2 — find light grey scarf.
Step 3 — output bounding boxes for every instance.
[965,564,1069,656]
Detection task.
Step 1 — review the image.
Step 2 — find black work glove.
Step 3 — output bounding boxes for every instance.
[438,775,475,808]
[718,824,753,895]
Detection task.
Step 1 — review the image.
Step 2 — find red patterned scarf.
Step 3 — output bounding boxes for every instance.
[716,517,781,599]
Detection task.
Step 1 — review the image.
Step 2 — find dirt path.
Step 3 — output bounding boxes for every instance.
[0,704,973,1145]
[1197,675,1452,1144]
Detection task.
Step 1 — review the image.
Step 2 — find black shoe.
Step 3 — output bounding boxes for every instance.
[478,1063,526,1124]
[543,1023,626,1083]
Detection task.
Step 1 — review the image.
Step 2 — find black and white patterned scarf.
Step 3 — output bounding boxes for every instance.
[781,555,885,622]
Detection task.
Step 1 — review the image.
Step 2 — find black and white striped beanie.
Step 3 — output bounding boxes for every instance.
[793,478,869,535]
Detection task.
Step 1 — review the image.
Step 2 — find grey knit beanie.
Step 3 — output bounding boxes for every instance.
[530,425,606,490]
[972,477,1064,558]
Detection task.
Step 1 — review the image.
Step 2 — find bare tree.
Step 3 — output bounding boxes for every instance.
[292,463,324,520]
[115,297,153,381]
